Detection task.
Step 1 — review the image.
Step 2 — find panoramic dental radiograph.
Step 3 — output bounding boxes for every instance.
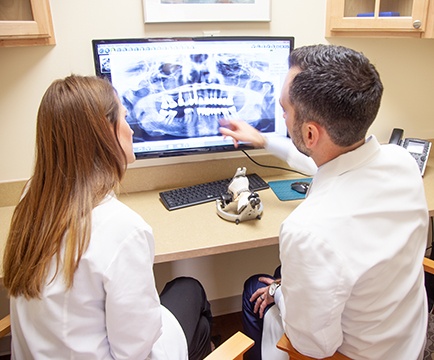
[114,52,276,142]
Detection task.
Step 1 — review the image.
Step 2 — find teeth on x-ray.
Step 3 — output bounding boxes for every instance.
[117,53,275,139]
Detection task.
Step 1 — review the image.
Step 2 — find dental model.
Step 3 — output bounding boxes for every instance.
[216,167,263,224]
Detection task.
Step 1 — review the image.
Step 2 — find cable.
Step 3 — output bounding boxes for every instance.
[431,216,434,254]
[426,216,433,257]
[241,150,311,177]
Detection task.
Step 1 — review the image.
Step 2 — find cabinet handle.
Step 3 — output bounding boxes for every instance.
[413,20,422,29]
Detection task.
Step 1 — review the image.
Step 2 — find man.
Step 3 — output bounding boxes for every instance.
[220,44,428,359]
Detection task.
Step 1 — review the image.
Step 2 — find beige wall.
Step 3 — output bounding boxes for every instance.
[1,0,434,312]
[1,0,433,181]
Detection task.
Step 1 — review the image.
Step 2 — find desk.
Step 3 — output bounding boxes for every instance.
[1,151,434,270]
[123,153,434,264]
[119,173,302,264]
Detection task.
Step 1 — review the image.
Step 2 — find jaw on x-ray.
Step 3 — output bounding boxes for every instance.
[113,52,276,141]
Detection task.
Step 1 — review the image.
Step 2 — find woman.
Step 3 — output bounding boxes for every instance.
[2,75,212,359]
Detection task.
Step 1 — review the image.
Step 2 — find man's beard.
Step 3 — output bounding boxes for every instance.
[291,120,310,157]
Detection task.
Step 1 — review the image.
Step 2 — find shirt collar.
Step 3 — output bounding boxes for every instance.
[316,135,380,179]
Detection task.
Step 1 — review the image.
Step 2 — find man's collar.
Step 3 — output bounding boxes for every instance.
[316,135,380,178]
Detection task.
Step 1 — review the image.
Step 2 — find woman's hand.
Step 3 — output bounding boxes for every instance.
[249,277,275,319]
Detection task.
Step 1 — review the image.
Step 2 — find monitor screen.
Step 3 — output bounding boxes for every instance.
[92,36,294,159]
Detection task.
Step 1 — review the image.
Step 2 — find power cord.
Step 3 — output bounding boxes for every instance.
[241,150,311,177]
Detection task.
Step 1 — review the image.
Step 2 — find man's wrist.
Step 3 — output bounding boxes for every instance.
[268,279,281,297]
[258,134,267,148]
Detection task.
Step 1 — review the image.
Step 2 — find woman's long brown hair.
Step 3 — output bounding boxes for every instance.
[3,75,127,298]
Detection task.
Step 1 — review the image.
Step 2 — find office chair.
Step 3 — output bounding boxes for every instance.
[0,314,253,360]
[275,257,434,360]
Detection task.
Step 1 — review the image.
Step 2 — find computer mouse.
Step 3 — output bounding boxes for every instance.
[291,181,310,194]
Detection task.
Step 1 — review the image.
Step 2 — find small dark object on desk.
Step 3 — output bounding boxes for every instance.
[291,181,310,194]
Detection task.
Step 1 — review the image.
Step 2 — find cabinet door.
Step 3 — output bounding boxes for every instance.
[0,0,55,46]
[327,0,429,37]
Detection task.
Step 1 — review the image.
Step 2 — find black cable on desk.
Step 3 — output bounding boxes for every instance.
[242,149,311,177]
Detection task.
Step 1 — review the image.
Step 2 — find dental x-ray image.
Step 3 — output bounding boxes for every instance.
[112,51,276,142]
[92,37,294,158]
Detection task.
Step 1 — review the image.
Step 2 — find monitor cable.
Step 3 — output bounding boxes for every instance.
[241,149,311,178]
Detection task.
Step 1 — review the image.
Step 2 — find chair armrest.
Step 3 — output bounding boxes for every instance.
[204,331,254,360]
[0,314,11,338]
[424,257,434,275]
[276,333,351,360]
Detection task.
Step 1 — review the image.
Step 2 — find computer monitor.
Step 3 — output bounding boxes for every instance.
[92,36,294,160]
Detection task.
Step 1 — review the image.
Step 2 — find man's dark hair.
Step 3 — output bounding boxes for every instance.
[288,44,384,147]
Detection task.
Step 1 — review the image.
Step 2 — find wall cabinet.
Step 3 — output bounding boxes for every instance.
[326,0,434,38]
[0,0,55,47]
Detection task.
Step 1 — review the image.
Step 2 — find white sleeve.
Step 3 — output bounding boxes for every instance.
[278,222,350,358]
[104,227,163,360]
[148,306,188,360]
[264,136,317,176]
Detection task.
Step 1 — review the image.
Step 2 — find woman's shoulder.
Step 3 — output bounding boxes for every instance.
[93,193,151,232]
[86,194,154,261]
